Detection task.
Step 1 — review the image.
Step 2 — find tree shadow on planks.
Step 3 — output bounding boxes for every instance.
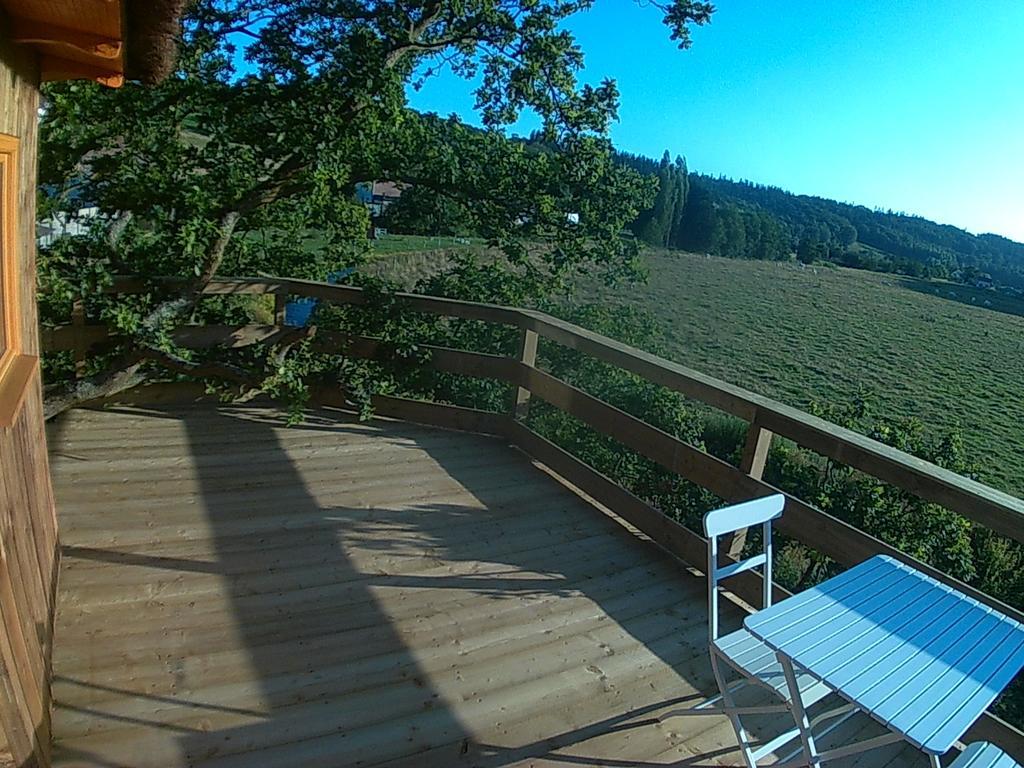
[49,402,913,767]
[166,405,489,768]
[167,403,718,767]
[50,404,481,767]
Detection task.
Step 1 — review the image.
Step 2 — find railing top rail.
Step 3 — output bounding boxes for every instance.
[515,308,1024,542]
[92,275,1024,542]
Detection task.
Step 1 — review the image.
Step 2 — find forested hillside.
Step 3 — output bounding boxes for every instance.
[619,150,1024,287]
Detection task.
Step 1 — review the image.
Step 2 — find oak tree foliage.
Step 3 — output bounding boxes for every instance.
[39,0,715,416]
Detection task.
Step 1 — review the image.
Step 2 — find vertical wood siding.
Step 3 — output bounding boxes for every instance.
[0,32,57,768]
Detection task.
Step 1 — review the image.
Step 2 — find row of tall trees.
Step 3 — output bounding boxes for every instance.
[617,156,792,260]
[677,178,790,259]
[619,151,689,248]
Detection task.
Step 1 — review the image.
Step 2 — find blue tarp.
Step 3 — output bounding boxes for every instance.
[283,268,356,326]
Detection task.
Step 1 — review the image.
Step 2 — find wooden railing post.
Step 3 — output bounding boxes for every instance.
[273,292,287,326]
[512,328,538,420]
[71,298,87,379]
[725,417,774,558]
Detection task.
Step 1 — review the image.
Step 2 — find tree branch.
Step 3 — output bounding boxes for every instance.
[193,209,241,290]
[44,355,148,420]
[143,348,256,386]
[106,210,133,248]
[43,344,263,420]
[270,325,317,367]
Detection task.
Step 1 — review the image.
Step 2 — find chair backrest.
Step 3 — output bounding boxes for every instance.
[703,494,785,642]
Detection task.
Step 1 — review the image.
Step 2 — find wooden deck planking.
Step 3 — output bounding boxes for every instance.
[47,403,924,767]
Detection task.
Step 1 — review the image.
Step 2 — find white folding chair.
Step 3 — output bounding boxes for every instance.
[661,494,849,767]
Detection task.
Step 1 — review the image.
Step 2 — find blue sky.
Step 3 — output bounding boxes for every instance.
[407,0,1024,242]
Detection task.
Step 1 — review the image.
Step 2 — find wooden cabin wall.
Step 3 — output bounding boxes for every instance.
[0,31,57,768]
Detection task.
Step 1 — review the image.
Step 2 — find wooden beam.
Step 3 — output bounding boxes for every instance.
[39,56,123,88]
[310,386,508,436]
[41,323,521,387]
[11,17,122,60]
[321,332,518,382]
[0,356,37,429]
[70,300,87,380]
[273,294,288,326]
[102,276,526,326]
[38,325,111,352]
[169,324,298,350]
[740,419,773,479]
[755,406,1024,546]
[514,362,748,494]
[279,277,525,326]
[517,308,760,421]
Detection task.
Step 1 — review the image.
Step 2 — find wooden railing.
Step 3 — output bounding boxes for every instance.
[43,275,1024,756]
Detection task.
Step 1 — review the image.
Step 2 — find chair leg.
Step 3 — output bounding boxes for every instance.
[710,648,759,768]
[778,653,821,768]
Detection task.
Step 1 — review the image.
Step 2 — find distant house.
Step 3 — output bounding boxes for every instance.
[355,180,405,218]
[975,273,995,290]
[37,206,102,247]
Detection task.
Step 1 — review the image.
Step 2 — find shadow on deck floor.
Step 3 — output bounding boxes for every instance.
[46,402,924,768]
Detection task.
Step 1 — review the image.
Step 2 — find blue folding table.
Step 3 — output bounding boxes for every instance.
[744,555,1024,767]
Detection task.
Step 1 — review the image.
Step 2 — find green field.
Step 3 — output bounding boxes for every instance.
[583,250,1024,497]
[369,233,484,255]
[363,235,487,288]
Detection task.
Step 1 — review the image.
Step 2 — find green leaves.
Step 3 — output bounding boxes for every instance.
[773,395,983,587]
[38,0,713,421]
[657,0,714,49]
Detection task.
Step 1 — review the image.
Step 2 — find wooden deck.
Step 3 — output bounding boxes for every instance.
[46,402,924,767]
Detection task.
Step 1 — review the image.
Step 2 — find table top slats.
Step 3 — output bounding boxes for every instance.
[913,634,1024,752]
[861,611,1007,727]
[778,573,937,665]
[744,557,891,636]
[714,628,775,671]
[745,555,1024,756]
[821,587,974,688]
[843,606,1003,729]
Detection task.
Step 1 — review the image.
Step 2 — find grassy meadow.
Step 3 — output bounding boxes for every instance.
[581,250,1024,496]
[369,233,484,255]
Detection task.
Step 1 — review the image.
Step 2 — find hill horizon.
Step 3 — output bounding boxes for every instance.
[686,169,1024,246]
[608,145,1024,289]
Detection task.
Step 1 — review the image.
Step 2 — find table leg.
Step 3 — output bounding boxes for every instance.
[778,652,822,768]
[928,756,942,768]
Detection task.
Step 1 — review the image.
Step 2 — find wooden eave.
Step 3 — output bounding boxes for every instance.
[3,0,126,87]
